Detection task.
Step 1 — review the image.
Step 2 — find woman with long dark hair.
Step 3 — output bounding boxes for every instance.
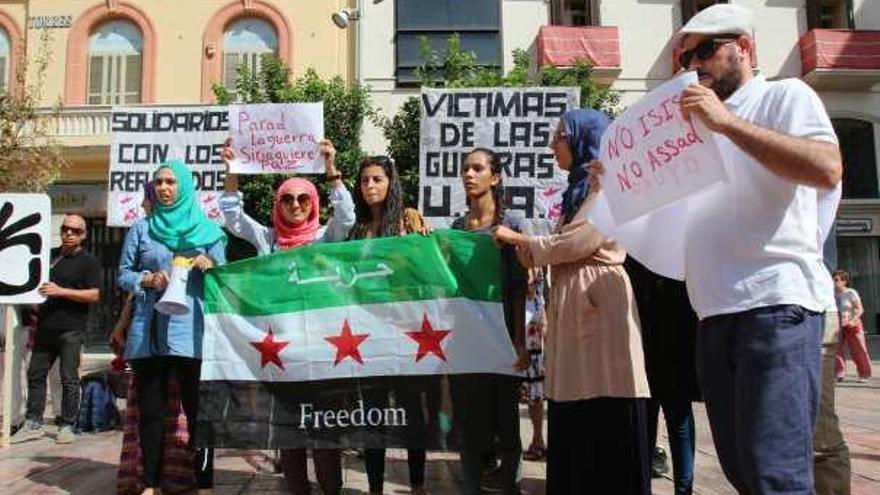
[451,148,528,495]
[347,156,429,495]
[494,108,651,494]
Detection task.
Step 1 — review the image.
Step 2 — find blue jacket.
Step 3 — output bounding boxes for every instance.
[117,219,226,360]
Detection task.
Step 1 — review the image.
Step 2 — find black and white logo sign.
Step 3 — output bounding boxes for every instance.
[0,194,50,304]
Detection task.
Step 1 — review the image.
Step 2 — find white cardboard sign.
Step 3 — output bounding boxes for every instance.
[228,102,325,174]
[0,194,51,304]
[598,72,727,225]
[108,106,229,227]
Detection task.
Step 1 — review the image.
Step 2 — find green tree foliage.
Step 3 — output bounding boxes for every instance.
[0,32,68,192]
[213,56,372,226]
[375,34,621,205]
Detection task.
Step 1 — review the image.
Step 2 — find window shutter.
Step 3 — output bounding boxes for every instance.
[0,56,7,94]
[88,55,104,104]
[224,52,240,90]
[125,53,142,103]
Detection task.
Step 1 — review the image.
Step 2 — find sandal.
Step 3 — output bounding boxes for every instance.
[523,444,546,461]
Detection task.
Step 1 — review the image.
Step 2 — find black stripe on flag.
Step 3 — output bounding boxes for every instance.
[196,374,520,450]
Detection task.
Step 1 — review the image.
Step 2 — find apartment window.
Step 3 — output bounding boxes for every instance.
[682,0,729,24]
[396,0,501,85]
[807,0,854,29]
[87,20,143,105]
[551,0,596,26]
[0,27,9,94]
[834,118,878,199]
[223,17,278,101]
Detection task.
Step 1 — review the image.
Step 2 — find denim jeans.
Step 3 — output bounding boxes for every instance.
[648,398,695,495]
[26,329,82,426]
[697,305,822,495]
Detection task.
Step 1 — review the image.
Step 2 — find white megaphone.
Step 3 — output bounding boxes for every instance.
[154,256,193,316]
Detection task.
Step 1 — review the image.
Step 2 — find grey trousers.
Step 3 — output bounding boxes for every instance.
[814,311,851,495]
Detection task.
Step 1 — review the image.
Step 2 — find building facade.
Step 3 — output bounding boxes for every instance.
[0,0,354,344]
[355,0,880,334]
[1,0,878,342]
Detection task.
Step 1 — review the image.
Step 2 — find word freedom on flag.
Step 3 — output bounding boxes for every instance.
[197,230,519,449]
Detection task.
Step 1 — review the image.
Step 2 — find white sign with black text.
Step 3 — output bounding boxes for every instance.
[419,87,580,230]
[108,106,229,227]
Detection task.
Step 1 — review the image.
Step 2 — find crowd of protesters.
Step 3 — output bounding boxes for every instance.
[11,4,865,495]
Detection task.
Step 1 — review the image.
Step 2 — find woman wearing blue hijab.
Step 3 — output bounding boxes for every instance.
[495,108,652,494]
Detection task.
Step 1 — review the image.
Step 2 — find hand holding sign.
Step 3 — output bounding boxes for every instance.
[597,72,727,225]
[229,103,325,175]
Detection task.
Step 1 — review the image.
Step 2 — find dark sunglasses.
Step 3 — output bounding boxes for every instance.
[60,225,85,235]
[280,193,311,206]
[679,35,739,68]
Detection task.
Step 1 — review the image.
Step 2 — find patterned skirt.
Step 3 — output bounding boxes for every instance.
[117,373,196,495]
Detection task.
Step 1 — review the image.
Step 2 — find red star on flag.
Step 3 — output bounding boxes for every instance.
[406,313,451,362]
[325,319,370,365]
[250,327,290,370]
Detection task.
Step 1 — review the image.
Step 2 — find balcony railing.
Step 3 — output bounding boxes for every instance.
[535,25,621,84]
[35,105,112,138]
[800,29,880,90]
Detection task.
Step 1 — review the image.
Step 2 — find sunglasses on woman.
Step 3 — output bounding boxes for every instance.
[679,35,740,68]
[280,193,311,206]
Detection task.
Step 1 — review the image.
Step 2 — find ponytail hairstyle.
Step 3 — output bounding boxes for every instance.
[463,147,506,226]
[348,155,405,240]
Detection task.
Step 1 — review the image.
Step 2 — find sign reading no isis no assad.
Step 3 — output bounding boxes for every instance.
[419,87,580,230]
[597,71,727,225]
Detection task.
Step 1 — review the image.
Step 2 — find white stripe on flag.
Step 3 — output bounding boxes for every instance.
[201,298,519,382]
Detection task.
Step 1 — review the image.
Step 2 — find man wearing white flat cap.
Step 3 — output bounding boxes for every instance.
[674,4,842,494]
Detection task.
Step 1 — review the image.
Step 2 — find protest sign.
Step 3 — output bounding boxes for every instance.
[419,87,579,230]
[198,230,517,449]
[0,194,50,304]
[108,106,229,227]
[598,71,726,225]
[228,103,324,174]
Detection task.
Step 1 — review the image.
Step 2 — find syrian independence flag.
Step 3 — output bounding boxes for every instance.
[196,229,519,449]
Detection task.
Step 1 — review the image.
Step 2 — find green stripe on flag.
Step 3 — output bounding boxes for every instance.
[205,229,503,316]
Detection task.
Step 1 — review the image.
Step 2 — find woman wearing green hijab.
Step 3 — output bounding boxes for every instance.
[118,160,226,494]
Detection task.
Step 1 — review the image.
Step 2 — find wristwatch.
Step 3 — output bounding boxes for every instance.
[325,173,342,182]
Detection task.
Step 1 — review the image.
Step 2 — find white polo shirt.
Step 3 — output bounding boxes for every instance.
[684,75,838,320]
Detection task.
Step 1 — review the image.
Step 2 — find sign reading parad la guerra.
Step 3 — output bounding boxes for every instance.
[0,194,51,304]
[228,103,325,174]
[598,71,727,225]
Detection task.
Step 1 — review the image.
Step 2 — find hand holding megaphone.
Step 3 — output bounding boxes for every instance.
[154,256,196,316]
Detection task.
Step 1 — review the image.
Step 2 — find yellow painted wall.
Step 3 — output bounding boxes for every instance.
[12,0,353,106]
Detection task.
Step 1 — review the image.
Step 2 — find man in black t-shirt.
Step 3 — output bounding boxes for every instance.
[14,214,100,444]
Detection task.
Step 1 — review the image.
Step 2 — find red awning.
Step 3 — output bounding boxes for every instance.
[800,29,880,73]
[536,25,621,68]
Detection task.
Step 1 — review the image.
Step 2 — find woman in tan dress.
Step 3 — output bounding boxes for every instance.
[493,108,651,495]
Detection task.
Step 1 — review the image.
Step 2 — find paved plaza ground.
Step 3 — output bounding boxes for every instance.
[1,361,878,494]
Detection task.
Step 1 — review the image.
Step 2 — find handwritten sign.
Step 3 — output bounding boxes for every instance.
[108,106,229,227]
[228,103,324,174]
[598,72,726,225]
[0,194,50,304]
[419,87,579,232]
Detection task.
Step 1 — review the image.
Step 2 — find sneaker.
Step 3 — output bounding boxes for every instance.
[651,446,669,478]
[55,425,75,444]
[11,420,44,443]
[858,377,869,383]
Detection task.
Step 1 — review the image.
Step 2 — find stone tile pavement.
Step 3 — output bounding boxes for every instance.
[1,362,878,494]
